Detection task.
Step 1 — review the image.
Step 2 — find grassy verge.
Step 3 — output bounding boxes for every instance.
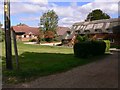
[2,41,108,84]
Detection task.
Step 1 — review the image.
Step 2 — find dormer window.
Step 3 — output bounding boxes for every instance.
[76,26,81,30]
[95,29,102,33]
[24,35,26,38]
[93,23,104,29]
[67,31,71,35]
[85,24,94,30]
[84,30,90,33]
[106,28,112,33]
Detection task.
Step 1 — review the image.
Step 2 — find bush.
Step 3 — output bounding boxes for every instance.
[91,40,106,55]
[75,34,89,43]
[29,39,37,42]
[0,29,5,42]
[73,40,106,58]
[104,40,110,53]
[110,45,120,49]
[45,38,53,43]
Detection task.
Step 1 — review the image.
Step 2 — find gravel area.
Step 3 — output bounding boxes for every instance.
[3,51,119,88]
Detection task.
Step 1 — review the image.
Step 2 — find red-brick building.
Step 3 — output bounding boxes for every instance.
[12,24,70,42]
[12,25,40,41]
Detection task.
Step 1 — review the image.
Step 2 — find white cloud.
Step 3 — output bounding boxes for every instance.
[58,17,84,27]
[19,17,39,21]
[94,0,119,2]
[10,2,48,15]
[0,0,118,28]
[79,2,118,16]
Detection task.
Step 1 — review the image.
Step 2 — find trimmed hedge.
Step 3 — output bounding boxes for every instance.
[74,40,106,58]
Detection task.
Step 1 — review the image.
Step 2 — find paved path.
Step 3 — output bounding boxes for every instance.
[3,51,119,88]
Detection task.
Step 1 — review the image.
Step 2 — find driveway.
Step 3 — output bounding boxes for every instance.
[3,51,119,88]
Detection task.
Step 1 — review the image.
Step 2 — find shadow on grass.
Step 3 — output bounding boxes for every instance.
[2,52,110,84]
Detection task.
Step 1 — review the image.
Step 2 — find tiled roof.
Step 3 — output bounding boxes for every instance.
[63,18,120,40]
[56,27,70,36]
[73,18,120,34]
[12,25,40,35]
[12,25,70,36]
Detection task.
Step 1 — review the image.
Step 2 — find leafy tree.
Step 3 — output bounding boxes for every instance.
[36,29,44,44]
[44,30,55,42]
[85,9,110,21]
[40,10,59,42]
[0,22,5,42]
[17,23,27,26]
[0,22,2,28]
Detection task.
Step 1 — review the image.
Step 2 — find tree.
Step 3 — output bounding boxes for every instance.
[40,10,59,42]
[0,22,4,42]
[36,29,44,44]
[85,9,110,21]
[17,23,27,26]
[0,22,2,28]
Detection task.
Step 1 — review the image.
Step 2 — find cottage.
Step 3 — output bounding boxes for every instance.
[62,18,120,45]
[12,24,70,42]
[56,27,71,41]
[12,25,40,41]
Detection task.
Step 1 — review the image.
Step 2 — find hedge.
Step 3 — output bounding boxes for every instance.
[73,40,106,58]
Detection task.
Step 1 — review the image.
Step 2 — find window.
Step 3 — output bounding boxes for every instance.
[75,30,80,34]
[109,38,114,43]
[76,25,81,30]
[84,30,90,33]
[85,24,94,30]
[24,35,26,38]
[82,25,86,30]
[73,25,76,29]
[106,28,112,33]
[95,29,102,33]
[105,23,110,29]
[93,23,104,29]
[67,31,71,35]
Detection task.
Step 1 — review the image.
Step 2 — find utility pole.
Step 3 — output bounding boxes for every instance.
[4,0,13,70]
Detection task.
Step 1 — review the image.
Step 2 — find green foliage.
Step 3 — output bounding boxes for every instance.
[76,34,89,43]
[76,35,83,42]
[86,9,110,21]
[40,10,59,42]
[0,29,5,42]
[29,39,37,42]
[110,45,120,49]
[104,40,110,53]
[45,38,53,42]
[40,10,58,32]
[16,23,27,26]
[74,41,106,58]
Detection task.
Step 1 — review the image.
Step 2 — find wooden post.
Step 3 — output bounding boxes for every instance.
[12,30,19,69]
[4,0,13,70]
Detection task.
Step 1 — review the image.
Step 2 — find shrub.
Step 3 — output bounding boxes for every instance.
[45,38,53,43]
[110,45,120,49]
[0,29,5,42]
[73,40,106,58]
[91,40,106,55]
[44,31,55,42]
[103,40,110,53]
[29,39,37,42]
[75,34,89,43]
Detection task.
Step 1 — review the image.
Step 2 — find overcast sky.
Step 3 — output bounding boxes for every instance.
[0,0,119,28]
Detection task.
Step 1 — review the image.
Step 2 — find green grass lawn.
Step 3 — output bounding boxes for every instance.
[2,41,107,84]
